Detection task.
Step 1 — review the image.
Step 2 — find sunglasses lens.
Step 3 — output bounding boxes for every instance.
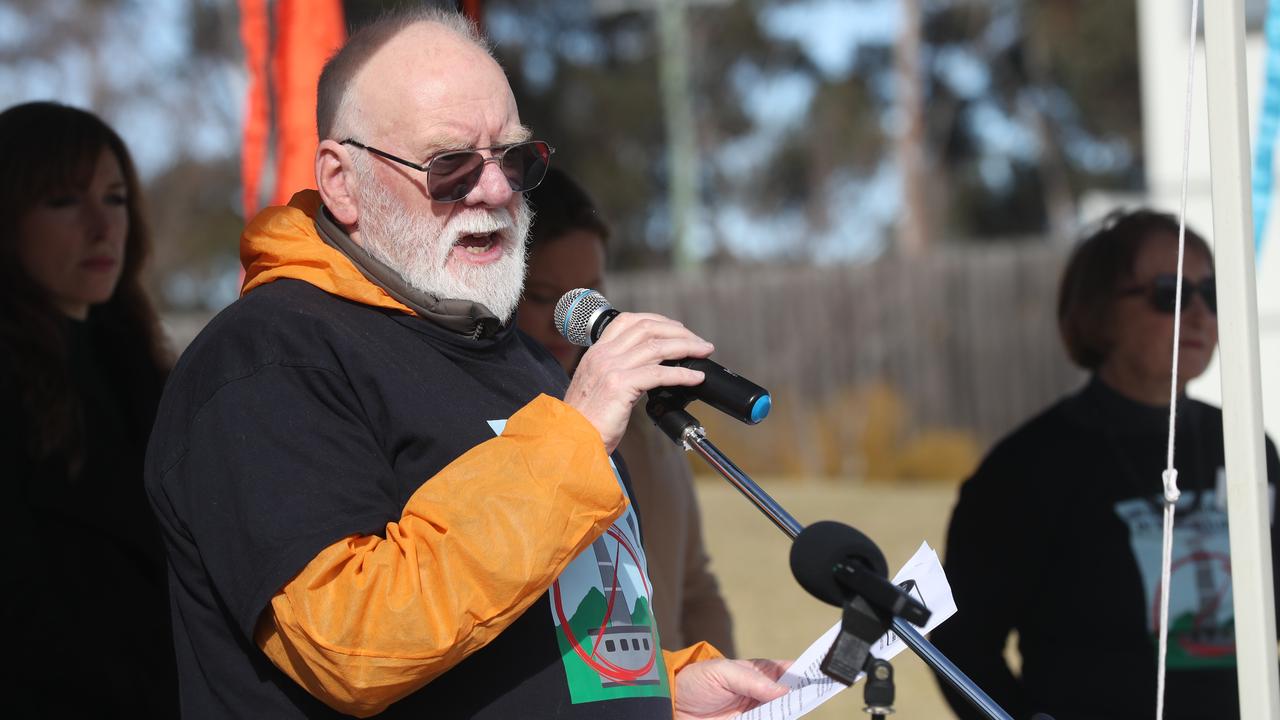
[428,151,486,202]
[1200,278,1217,314]
[1144,275,1218,315]
[1147,275,1177,313]
[501,141,552,192]
[424,142,553,201]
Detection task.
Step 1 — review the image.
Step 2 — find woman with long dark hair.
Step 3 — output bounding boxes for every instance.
[0,101,176,716]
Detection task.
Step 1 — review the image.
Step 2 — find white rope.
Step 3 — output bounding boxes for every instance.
[1156,1,1200,717]
[1156,470,1179,720]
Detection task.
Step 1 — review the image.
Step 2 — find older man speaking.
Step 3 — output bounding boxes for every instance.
[145,7,785,720]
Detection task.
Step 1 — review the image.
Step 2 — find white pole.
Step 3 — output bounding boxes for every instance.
[1201,1,1280,717]
[656,0,701,270]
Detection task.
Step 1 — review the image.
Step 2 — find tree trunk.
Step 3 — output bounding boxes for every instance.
[895,0,930,256]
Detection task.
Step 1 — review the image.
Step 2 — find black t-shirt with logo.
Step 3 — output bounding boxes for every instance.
[932,376,1280,720]
[146,279,673,719]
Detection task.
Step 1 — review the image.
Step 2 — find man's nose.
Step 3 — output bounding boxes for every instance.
[463,158,514,208]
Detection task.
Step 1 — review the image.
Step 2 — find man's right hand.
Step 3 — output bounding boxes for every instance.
[563,312,713,453]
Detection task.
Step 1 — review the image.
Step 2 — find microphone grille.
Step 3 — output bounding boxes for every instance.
[554,288,611,347]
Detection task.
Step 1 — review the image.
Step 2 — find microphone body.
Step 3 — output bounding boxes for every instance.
[553,289,772,425]
[665,358,771,424]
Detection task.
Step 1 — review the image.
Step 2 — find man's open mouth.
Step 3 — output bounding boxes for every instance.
[456,231,500,255]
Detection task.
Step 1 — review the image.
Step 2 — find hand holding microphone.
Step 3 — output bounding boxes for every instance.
[555,289,771,452]
[558,291,713,453]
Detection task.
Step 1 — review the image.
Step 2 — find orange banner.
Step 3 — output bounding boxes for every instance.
[240,0,346,219]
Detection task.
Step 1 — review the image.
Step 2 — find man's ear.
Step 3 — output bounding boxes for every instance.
[316,139,359,226]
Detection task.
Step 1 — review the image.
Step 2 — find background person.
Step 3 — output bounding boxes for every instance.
[0,101,176,717]
[145,10,784,718]
[930,209,1280,720]
[517,166,737,655]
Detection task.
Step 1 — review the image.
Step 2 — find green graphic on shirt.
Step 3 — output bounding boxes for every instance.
[1166,616,1236,669]
[553,585,670,703]
[487,417,669,703]
[1116,485,1239,670]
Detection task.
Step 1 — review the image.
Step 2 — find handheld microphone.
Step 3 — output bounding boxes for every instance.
[553,288,772,425]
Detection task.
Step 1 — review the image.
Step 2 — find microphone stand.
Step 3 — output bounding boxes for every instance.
[645,391,1015,720]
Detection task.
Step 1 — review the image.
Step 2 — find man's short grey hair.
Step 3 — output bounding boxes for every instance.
[316,7,494,140]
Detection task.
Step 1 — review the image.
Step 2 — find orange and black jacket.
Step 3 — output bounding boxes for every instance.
[144,191,719,719]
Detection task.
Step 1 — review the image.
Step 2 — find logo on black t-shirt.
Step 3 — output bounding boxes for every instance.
[1115,469,1274,670]
[487,419,671,704]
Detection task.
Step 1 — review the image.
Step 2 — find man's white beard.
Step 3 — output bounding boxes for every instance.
[355,174,531,324]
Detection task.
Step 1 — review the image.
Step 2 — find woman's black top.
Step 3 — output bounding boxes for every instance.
[1,318,176,717]
[932,376,1280,720]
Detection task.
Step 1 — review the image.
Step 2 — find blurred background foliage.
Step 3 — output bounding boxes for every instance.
[1,0,1144,310]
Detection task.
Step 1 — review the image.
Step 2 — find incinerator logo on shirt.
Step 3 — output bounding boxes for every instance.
[1114,468,1275,670]
[487,419,670,704]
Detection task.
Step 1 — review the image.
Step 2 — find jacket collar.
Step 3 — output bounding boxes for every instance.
[240,190,502,339]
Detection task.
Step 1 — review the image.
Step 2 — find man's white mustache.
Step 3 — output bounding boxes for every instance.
[448,209,515,238]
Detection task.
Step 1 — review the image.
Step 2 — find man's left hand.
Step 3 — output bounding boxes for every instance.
[673,658,791,720]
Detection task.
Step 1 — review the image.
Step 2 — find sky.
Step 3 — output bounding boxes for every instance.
[0,0,243,180]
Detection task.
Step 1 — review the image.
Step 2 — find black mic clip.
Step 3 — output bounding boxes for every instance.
[790,521,930,687]
[645,386,702,448]
[822,560,930,686]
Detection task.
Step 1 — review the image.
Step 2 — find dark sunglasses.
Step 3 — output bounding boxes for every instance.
[1119,273,1217,315]
[340,139,555,203]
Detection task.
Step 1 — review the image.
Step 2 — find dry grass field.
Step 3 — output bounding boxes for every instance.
[695,477,963,720]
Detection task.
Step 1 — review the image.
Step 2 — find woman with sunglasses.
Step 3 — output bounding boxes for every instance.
[930,209,1280,720]
[0,102,176,716]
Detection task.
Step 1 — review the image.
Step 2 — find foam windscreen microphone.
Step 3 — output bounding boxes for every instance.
[790,520,890,607]
[553,288,772,425]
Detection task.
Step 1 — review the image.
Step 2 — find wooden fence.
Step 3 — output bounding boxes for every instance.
[607,243,1086,479]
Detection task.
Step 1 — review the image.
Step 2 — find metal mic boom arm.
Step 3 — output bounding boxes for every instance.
[643,400,1017,720]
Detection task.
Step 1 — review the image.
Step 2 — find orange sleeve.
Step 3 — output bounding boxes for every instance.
[255,394,626,717]
[664,640,725,710]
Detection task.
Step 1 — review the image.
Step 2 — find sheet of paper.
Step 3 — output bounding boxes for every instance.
[736,541,957,720]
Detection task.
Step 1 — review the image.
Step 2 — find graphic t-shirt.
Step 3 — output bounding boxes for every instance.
[147,279,673,719]
[487,419,672,702]
[931,377,1280,720]
[1117,475,1275,671]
